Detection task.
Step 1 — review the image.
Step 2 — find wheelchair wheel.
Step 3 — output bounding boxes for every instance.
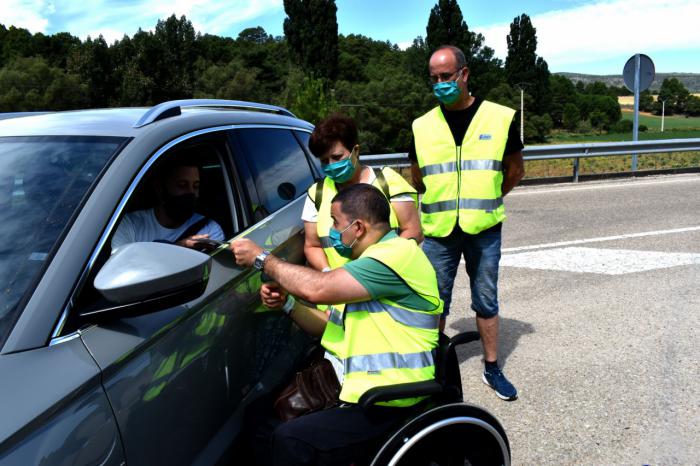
[370,403,510,466]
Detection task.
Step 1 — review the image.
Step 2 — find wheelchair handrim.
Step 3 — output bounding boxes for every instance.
[377,415,511,466]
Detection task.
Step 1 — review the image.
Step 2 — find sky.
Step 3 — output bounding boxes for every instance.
[2,0,699,75]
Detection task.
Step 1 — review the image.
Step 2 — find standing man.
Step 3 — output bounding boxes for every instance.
[409,45,525,401]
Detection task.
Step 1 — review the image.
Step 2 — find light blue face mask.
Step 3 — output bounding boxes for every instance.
[322,147,358,184]
[328,220,357,258]
[432,70,463,105]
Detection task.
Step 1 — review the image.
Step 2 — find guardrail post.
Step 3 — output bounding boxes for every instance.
[573,153,582,183]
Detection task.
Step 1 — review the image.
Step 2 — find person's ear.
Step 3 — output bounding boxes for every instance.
[354,218,367,238]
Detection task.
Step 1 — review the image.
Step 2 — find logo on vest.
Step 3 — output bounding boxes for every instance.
[479,134,492,140]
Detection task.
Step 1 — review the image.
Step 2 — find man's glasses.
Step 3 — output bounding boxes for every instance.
[429,68,463,85]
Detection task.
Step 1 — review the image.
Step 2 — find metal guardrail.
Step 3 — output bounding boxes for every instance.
[361,138,700,182]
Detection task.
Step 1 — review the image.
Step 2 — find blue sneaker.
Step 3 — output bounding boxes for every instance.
[482,366,518,401]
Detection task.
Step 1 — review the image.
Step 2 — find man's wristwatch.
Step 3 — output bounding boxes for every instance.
[253,250,271,271]
[281,294,296,316]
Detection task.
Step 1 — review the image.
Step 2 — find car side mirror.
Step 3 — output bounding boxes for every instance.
[87,242,212,319]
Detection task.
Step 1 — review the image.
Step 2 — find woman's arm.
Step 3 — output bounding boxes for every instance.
[304,221,331,271]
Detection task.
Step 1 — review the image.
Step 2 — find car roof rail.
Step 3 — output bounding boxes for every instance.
[133,99,297,128]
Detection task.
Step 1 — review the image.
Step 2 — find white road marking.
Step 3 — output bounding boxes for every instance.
[500,247,700,275]
[509,175,700,196]
[502,226,700,253]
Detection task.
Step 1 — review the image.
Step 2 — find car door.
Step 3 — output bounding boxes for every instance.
[70,126,316,465]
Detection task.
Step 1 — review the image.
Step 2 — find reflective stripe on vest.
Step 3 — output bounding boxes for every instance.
[420,159,503,176]
[412,101,515,237]
[345,350,434,374]
[328,305,343,327]
[421,197,504,214]
[346,301,439,330]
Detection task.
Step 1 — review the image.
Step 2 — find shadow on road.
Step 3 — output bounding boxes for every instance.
[447,316,535,368]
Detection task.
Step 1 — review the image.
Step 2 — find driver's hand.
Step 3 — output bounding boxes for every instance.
[261,282,287,309]
[176,234,209,249]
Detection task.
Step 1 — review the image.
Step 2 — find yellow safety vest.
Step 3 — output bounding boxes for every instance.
[320,235,442,406]
[307,167,417,269]
[412,101,515,237]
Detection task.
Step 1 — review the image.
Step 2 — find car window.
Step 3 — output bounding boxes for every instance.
[0,136,124,345]
[67,133,239,324]
[235,128,315,215]
[110,139,235,252]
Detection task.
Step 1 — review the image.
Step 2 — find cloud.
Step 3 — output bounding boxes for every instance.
[4,0,284,40]
[0,0,53,32]
[478,0,700,71]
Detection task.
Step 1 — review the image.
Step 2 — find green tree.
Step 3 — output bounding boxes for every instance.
[0,56,88,111]
[504,14,550,115]
[524,114,552,143]
[562,103,580,131]
[549,74,577,127]
[151,15,198,101]
[685,95,700,117]
[67,35,114,107]
[194,59,262,102]
[589,110,606,133]
[284,70,338,123]
[656,77,690,115]
[639,90,653,112]
[283,0,338,81]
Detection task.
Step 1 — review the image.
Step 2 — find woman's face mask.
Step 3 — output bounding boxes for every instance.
[322,146,359,184]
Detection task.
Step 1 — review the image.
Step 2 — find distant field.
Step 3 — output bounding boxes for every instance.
[619,110,700,131]
[618,94,700,107]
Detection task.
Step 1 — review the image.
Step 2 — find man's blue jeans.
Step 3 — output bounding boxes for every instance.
[422,227,502,318]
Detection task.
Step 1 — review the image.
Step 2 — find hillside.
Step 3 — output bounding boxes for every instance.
[557,72,700,92]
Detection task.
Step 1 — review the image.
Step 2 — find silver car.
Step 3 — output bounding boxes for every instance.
[0,100,321,465]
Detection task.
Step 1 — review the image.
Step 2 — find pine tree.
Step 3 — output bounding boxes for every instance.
[505,14,551,115]
[283,0,338,81]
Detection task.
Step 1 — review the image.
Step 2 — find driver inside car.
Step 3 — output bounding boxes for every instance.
[111,154,224,252]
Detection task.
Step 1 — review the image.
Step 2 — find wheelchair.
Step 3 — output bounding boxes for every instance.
[360,332,511,466]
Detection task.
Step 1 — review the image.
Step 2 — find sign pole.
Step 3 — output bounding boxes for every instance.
[632,53,640,172]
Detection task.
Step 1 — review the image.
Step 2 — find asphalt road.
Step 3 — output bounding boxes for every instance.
[444,173,700,465]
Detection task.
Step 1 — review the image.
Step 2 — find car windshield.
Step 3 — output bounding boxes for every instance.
[0,136,126,344]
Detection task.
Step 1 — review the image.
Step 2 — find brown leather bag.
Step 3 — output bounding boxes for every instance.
[273,358,341,421]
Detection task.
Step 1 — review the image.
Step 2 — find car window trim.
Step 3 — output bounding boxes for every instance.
[50,124,310,341]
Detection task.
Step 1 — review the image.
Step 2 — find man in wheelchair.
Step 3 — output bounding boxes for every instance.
[231,184,510,466]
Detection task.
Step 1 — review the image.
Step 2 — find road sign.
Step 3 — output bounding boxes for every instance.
[623,54,655,92]
[623,54,655,171]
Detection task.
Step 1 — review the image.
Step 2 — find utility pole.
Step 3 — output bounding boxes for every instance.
[661,99,666,132]
[520,87,524,143]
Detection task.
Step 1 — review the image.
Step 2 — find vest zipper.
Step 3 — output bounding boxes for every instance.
[455,145,461,224]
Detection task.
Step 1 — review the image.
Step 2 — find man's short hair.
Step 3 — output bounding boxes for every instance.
[433,45,467,69]
[331,184,390,226]
[159,152,200,180]
[308,113,359,159]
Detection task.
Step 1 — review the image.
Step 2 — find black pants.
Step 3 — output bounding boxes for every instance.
[271,404,416,466]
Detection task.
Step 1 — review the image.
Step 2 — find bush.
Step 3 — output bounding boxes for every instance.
[639,124,648,132]
[611,119,633,133]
